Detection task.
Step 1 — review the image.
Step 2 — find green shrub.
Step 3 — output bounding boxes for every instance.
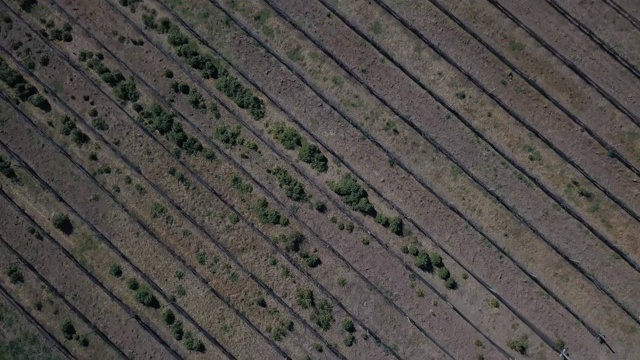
[310,299,333,331]
[187,90,206,110]
[171,321,184,340]
[216,75,264,120]
[300,251,321,268]
[164,69,173,78]
[127,278,139,290]
[276,231,304,253]
[0,156,16,179]
[184,332,204,352]
[88,108,98,117]
[28,94,50,111]
[255,197,287,226]
[269,123,302,150]
[178,82,190,94]
[343,334,355,347]
[313,201,326,213]
[507,335,528,355]
[92,118,109,131]
[162,309,175,325]
[77,334,89,347]
[151,203,167,219]
[271,167,307,202]
[337,277,346,287]
[388,217,403,235]
[341,318,355,333]
[135,287,158,308]
[71,129,89,146]
[445,277,457,289]
[109,264,123,277]
[255,295,267,308]
[52,213,72,233]
[437,267,450,280]
[414,251,432,272]
[215,125,242,145]
[39,55,50,66]
[312,343,322,352]
[489,298,500,309]
[430,253,443,268]
[328,174,373,214]
[298,142,328,172]
[296,288,314,309]
[345,222,354,233]
[6,266,23,284]
[60,320,76,340]
[114,80,140,102]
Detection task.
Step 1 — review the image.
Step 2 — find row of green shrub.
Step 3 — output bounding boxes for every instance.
[296,288,333,331]
[269,123,328,173]
[111,262,204,351]
[59,115,90,147]
[270,167,308,202]
[138,9,265,120]
[0,56,50,111]
[401,244,456,289]
[80,52,140,103]
[255,197,288,226]
[274,231,321,268]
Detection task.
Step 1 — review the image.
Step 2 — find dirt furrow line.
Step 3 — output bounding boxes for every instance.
[602,0,640,30]
[484,0,640,126]
[545,0,640,79]
[5,4,402,357]
[0,179,179,360]
[0,276,76,360]
[267,0,640,327]
[384,0,640,173]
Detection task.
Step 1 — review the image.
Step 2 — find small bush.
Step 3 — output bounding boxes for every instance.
[52,213,72,233]
[71,130,90,146]
[255,295,267,308]
[343,334,355,347]
[164,69,173,78]
[507,335,528,355]
[127,278,139,290]
[337,277,346,287]
[184,332,204,352]
[109,264,123,277]
[312,343,322,352]
[313,201,326,213]
[437,267,450,280]
[92,118,109,131]
[296,288,314,309]
[341,318,355,333]
[430,253,443,268]
[6,266,24,284]
[28,94,50,111]
[39,55,50,66]
[414,251,432,272]
[300,251,321,268]
[489,298,500,309]
[135,287,159,308]
[171,321,184,340]
[445,277,457,289]
[310,299,333,331]
[328,174,373,214]
[77,334,89,347]
[60,320,76,340]
[388,217,403,235]
[162,309,175,325]
[0,156,16,179]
